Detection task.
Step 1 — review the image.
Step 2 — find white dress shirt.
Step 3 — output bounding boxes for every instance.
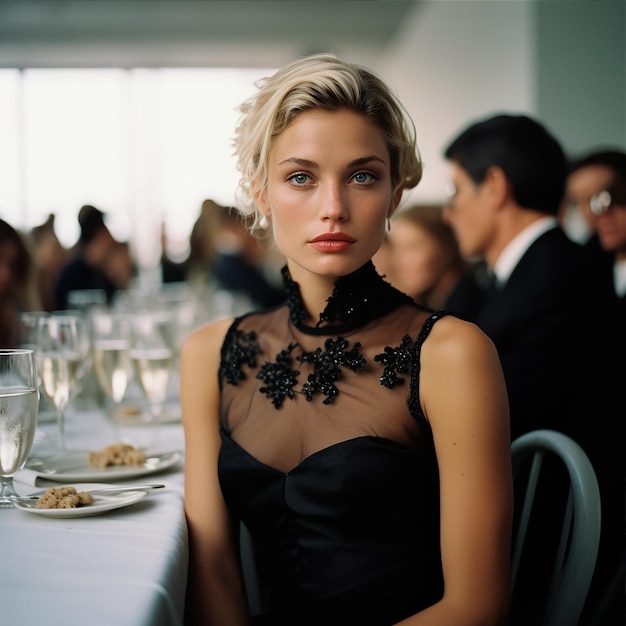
[492,216,559,287]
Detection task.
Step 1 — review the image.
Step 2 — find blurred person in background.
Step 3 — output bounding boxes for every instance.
[0,218,41,346]
[106,240,137,292]
[53,204,123,309]
[565,149,626,315]
[184,198,222,287]
[388,203,482,316]
[30,213,68,311]
[560,149,623,243]
[160,221,188,284]
[213,203,286,309]
[443,113,623,626]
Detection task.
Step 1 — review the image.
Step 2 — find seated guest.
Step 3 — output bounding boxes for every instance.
[213,204,286,309]
[443,114,624,625]
[388,203,482,317]
[182,54,513,626]
[53,205,120,309]
[566,149,626,315]
[30,213,67,311]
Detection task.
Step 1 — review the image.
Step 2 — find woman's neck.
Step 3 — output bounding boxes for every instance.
[282,261,416,334]
[285,262,339,320]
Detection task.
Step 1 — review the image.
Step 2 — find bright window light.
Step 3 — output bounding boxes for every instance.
[0,67,274,268]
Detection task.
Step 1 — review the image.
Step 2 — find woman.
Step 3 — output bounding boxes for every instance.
[388,203,484,318]
[181,53,512,626]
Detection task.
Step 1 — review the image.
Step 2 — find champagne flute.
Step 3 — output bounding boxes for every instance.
[0,349,39,507]
[35,314,83,450]
[130,312,175,445]
[91,311,131,415]
[54,309,94,399]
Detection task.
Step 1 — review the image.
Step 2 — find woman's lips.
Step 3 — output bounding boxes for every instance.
[309,233,356,252]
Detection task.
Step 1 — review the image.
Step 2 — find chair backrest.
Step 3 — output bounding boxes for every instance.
[510,429,601,626]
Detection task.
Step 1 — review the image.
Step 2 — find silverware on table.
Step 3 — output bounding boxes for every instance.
[20,483,166,501]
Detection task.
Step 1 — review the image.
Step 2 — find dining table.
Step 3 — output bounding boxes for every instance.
[0,395,188,626]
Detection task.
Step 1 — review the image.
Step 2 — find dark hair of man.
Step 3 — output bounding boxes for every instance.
[444,113,567,215]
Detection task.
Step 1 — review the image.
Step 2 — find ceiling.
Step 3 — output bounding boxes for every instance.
[0,0,420,68]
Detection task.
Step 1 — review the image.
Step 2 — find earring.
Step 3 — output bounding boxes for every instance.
[387,217,391,232]
[259,215,269,229]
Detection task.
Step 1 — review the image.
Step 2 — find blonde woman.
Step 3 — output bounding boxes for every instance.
[181,54,512,626]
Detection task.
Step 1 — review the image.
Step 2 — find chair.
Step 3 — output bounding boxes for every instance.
[509,429,602,626]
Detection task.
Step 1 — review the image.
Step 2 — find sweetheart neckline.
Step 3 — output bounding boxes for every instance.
[220,431,422,475]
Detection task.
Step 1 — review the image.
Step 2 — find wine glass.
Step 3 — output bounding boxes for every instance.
[91,311,131,416]
[35,313,83,450]
[0,349,39,507]
[54,309,94,400]
[129,311,175,445]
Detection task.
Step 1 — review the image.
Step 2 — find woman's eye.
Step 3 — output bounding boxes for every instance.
[352,171,377,184]
[288,172,311,186]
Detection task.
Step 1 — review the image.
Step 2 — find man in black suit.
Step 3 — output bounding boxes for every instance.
[442,114,623,625]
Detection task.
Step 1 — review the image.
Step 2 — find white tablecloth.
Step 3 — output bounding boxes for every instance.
[0,404,188,626]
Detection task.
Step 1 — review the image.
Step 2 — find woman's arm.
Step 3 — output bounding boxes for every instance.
[181,318,251,625]
[398,316,513,626]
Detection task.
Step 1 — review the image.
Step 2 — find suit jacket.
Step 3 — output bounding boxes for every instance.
[474,227,622,441]
[476,226,625,623]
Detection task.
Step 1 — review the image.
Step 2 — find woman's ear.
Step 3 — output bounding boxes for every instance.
[252,182,269,218]
[388,186,404,219]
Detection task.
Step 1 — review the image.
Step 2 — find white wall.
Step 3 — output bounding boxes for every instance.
[380,1,536,204]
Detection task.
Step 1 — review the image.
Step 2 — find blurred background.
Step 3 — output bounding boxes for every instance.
[0,0,624,271]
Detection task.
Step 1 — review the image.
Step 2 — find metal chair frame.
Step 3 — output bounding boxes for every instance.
[510,429,602,626]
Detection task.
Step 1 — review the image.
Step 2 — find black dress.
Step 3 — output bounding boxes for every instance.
[217,262,448,626]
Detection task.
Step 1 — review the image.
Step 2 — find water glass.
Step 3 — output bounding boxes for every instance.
[0,349,39,507]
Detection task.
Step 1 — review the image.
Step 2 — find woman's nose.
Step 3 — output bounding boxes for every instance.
[319,182,349,222]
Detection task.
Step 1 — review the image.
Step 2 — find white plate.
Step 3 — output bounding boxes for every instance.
[110,403,181,426]
[15,483,149,518]
[24,450,182,482]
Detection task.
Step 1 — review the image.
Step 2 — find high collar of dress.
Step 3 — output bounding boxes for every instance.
[281,261,415,336]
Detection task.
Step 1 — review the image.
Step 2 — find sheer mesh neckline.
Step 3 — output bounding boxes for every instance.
[282,261,418,336]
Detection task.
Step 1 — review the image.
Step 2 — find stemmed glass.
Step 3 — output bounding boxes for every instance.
[35,313,83,450]
[0,349,39,507]
[91,311,131,418]
[129,311,175,445]
[54,309,94,399]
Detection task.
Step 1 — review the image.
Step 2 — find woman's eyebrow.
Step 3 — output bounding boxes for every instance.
[349,155,387,167]
[278,155,387,168]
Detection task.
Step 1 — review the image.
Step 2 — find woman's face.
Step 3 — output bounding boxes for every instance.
[255,108,401,284]
[389,219,448,300]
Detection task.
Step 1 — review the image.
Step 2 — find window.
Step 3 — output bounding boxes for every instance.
[0,67,273,266]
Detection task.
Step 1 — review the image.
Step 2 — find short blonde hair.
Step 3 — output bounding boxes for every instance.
[233,53,422,227]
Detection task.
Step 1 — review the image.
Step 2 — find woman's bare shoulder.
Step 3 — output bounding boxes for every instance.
[420,314,501,379]
[181,317,235,362]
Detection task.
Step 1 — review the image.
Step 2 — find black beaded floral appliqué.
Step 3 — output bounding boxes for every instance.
[298,337,366,404]
[221,263,445,417]
[257,343,300,409]
[219,329,261,385]
[374,334,413,389]
[255,337,367,407]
